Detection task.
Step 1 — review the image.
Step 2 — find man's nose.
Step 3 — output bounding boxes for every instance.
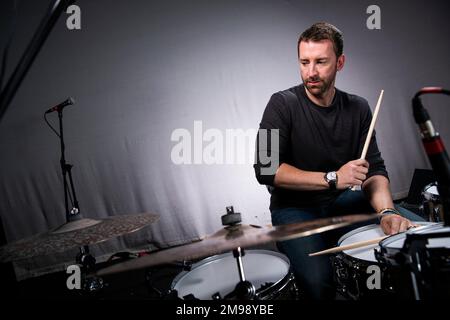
[308,64,318,77]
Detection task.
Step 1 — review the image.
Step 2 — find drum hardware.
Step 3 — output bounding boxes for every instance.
[331,222,434,300]
[421,182,443,222]
[220,207,257,300]
[76,245,96,271]
[222,247,257,300]
[378,229,450,300]
[82,273,105,293]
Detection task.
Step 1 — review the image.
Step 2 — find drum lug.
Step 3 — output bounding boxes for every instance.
[211,292,222,300]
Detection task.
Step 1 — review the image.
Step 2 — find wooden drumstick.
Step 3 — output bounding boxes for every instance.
[351,89,384,191]
[308,235,388,256]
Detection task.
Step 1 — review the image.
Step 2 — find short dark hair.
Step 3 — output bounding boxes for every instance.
[297,22,344,58]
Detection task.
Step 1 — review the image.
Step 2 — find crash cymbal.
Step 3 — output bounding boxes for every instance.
[96,213,378,276]
[0,213,159,262]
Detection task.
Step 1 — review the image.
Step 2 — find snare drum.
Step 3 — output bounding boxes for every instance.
[171,250,297,300]
[331,224,395,300]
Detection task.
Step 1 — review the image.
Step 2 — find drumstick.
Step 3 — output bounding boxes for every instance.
[351,89,384,191]
[308,235,388,256]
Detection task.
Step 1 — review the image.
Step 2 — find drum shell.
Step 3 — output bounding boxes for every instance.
[332,224,399,300]
[332,251,396,300]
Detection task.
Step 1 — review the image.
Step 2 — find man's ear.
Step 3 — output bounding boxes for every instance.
[337,54,345,71]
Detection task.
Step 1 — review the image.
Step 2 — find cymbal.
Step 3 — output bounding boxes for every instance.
[96,213,378,276]
[0,213,159,262]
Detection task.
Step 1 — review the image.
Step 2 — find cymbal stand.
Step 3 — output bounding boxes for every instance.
[224,247,257,300]
[221,206,257,300]
[76,245,104,293]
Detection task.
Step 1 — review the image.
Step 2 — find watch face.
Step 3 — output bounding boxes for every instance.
[327,172,336,180]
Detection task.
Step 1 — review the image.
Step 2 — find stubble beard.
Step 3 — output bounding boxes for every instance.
[303,69,337,99]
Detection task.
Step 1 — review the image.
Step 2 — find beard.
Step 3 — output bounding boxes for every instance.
[302,73,336,98]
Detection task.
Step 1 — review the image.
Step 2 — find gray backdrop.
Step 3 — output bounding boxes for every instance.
[1,0,449,279]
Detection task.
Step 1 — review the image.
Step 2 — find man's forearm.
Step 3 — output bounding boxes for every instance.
[273,163,329,191]
[362,175,394,212]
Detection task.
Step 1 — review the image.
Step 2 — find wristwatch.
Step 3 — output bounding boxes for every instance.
[324,171,338,190]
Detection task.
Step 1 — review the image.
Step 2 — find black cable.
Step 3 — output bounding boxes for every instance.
[43,112,60,137]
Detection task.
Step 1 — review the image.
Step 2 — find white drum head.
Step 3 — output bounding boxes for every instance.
[171,250,290,300]
[338,224,384,262]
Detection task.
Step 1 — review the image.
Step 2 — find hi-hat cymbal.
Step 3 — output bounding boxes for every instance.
[0,213,159,262]
[96,213,378,277]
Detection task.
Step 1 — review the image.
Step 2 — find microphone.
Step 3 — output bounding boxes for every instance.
[44,97,75,114]
[413,87,450,225]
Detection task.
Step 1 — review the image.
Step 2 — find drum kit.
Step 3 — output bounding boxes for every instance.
[0,207,380,300]
[1,204,449,300]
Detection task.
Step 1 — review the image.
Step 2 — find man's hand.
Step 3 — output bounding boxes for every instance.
[380,214,414,235]
[336,159,369,189]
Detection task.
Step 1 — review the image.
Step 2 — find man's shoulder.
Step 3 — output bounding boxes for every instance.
[273,85,301,98]
[337,88,370,110]
[269,85,302,106]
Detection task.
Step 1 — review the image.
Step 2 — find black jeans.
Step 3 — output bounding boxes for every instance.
[271,189,424,299]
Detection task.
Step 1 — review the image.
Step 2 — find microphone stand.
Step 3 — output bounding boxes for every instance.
[56,108,100,292]
[413,87,450,226]
[57,108,80,223]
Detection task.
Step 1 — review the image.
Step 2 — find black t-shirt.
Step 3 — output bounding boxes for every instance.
[254,84,388,210]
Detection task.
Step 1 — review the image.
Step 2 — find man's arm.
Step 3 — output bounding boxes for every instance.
[274,159,369,191]
[362,175,394,212]
[273,163,328,191]
[362,175,414,234]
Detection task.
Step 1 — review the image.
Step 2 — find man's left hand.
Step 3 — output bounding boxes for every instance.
[380,214,414,235]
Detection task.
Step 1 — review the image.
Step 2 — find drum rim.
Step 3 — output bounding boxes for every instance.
[170,249,290,292]
[379,222,442,248]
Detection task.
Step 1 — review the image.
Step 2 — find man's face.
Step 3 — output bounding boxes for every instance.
[298,39,344,97]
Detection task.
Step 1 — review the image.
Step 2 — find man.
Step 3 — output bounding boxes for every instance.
[254,22,422,299]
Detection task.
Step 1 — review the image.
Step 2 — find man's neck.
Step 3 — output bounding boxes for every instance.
[305,86,336,107]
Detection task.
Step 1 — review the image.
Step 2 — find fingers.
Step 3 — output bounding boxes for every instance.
[389,217,401,235]
[399,219,410,233]
[381,215,414,235]
[337,160,370,188]
[355,166,369,175]
[352,159,369,168]
[354,172,367,181]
